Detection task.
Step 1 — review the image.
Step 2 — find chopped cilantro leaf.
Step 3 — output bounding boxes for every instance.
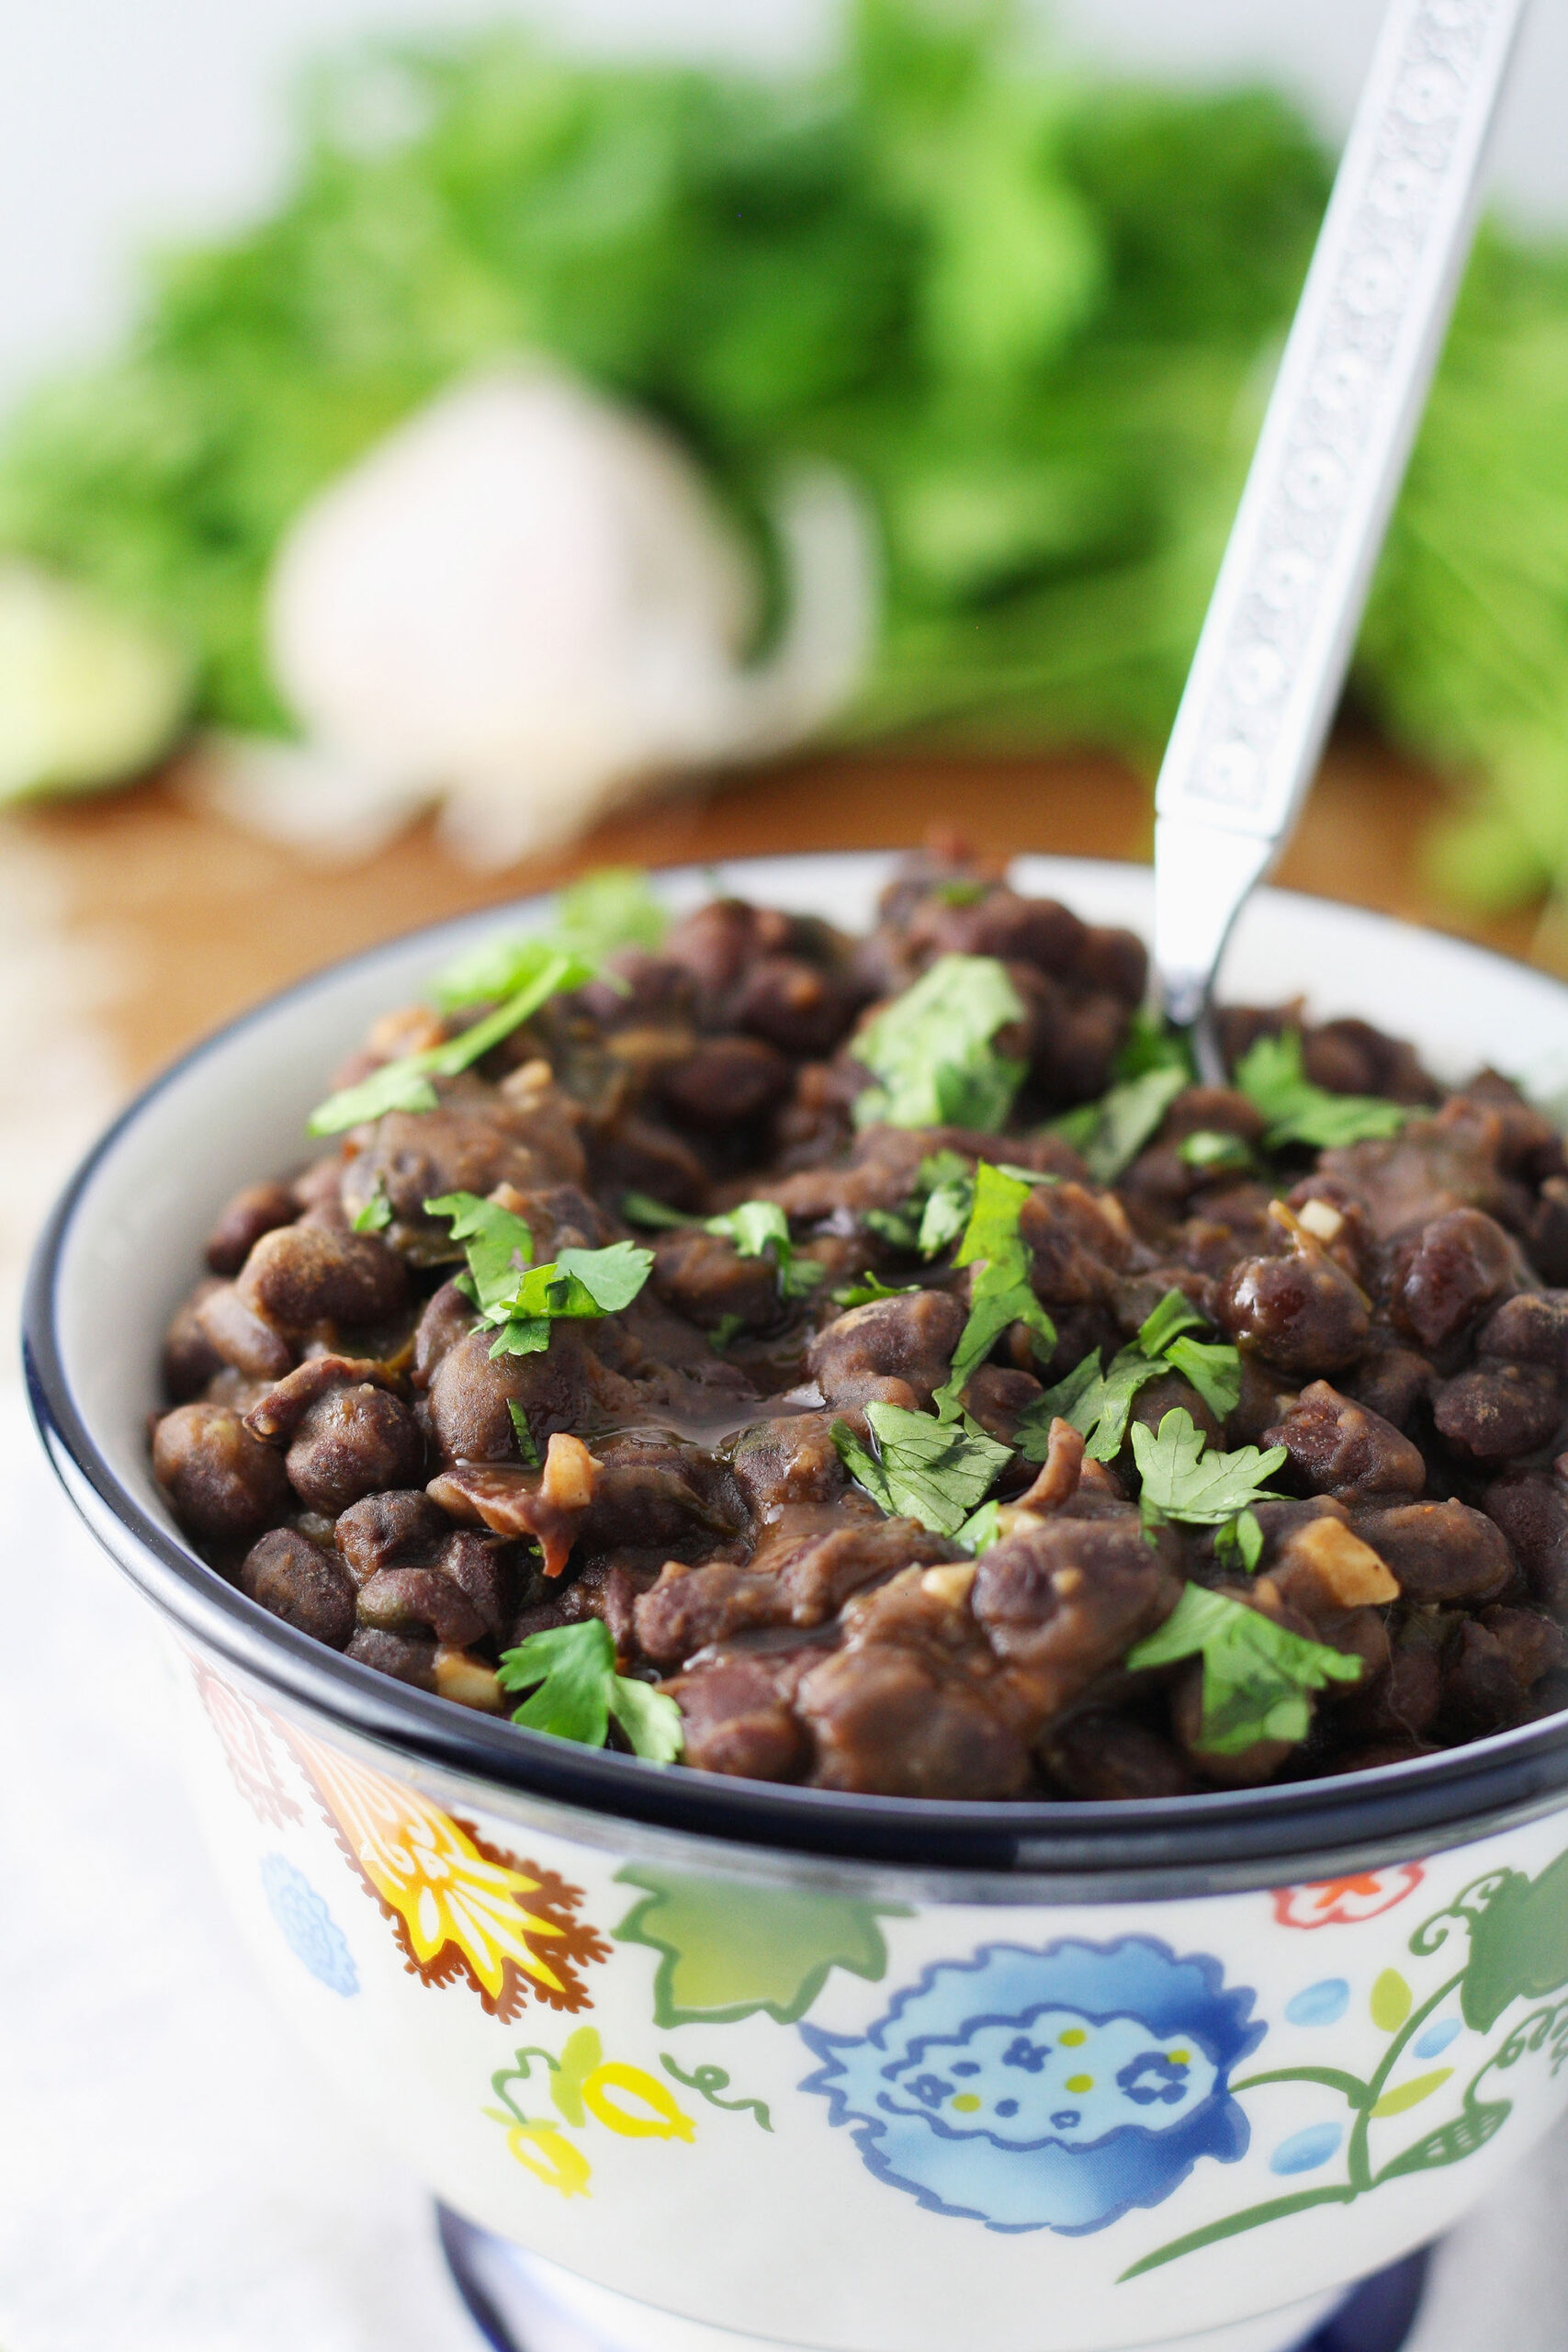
[308,947,592,1135]
[932,1162,1055,1419]
[830,1403,1010,1538]
[433,869,665,1011]
[1018,1290,1241,1461]
[423,1191,535,1316]
[498,1621,682,1761]
[851,955,1025,1132]
[708,1312,746,1352]
[916,1154,976,1257]
[1165,1334,1243,1419]
[864,1204,921,1250]
[1065,1348,1167,1463]
[352,1183,391,1233]
[956,1499,1004,1554]
[425,1200,652,1360]
[507,1399,542,1468]
[1049,1065,1187,1183]
[1214,1507,1265,1572]
[831,1273,921,1306]
[1113,1009,1195,1082]
[1233,1032,1410,1151]
[1135,1287,1205,1358]
[1126,1584,1360,1754]
[1131,1408,1285,1527]
[704,1198,823,1298]
[619,1191,694,1230]
[549,866,669,961]
[1179,1128,1254,1172]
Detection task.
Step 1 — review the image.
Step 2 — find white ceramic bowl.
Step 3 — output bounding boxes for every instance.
[25,854,1568,2352]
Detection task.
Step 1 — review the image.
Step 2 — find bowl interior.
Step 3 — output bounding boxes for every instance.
[31,849,1568,1876]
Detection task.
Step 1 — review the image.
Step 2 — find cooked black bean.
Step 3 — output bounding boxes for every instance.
[153,1402,292,1541]
[283,1385,425,1514]
[241,1527,356,1647]
[1216,1247,1370,1377]
[1264,1382,1427,1505]
[237,1225,407,1333]
[152,854,1568,1800]
[1432,1364,1561,1462]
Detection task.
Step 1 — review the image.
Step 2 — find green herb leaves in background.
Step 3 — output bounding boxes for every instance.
[1127,1584,1361,1755]
[498,1622,682,1760]
[852,955,1025,1132]
[1233,1031,1411,1150]
[832,1401,1010,1538]
[6,11,1568,938]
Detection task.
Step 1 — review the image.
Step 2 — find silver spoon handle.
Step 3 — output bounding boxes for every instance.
[1153,0,1527,1029]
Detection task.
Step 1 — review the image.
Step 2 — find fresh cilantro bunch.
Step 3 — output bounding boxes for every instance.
[1127,1585,1361,1754]
[621,1192,822,1300]
[1131,1407,1286,1570]
[932,1161,1055,1419]
[1029,1287,1241,1463]
[832,1401,1010,1539]
[851,956,1026,1132]
[434,868,668,1009]
[1049,1064,1187,1182]
[424,1190,651,1359]
[498,1622,682,1760]
[307,944,594,1136]
[1233,1032,1411,1151]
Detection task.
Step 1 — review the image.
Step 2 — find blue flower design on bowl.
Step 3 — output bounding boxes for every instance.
[800,1938,1263,2234]
[260,1852,359,1996]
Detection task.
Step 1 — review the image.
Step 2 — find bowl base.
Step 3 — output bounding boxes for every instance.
[435,2211,1429,2352]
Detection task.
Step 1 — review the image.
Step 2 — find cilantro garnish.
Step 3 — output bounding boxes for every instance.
[622,1192,819,1299]
[956,1498,1005,1554]
[506,1398,541,1468]
[352,1183,392,1233]
[851,955,1026,1132]
[497,1621,682,1760]
[1179,1128,1254,1173]
[1233,1032,1410,1151]
[424,1193,651,1359]
[1112,1009,1194,1082]
[434,867,666,1010]
[1127,1585,1361,1754]
[932,1162,1055,1419]
[483,1243,655,1358]
[831,1272,921,1307]
[831,1402,1010,1538]
[708,1312,745,1352]
[620,1191,692,1230]
[1131,1408,1285,1529]
[307,945,593,1136]
[424,1191,535,1315]
[1049,1065,1187,1183]
[1021,1288,1240,1462]
[703,1200,823,1299]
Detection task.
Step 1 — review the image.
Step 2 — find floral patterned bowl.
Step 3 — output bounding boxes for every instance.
[25,854,1568,2352]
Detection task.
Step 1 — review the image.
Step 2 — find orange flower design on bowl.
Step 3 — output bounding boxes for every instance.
[1271,1866,1426,1929]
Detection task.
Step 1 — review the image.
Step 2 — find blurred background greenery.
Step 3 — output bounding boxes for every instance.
[5,0,1568,943]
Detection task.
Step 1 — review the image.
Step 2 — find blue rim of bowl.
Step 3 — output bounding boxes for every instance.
[22,857,1568,1883]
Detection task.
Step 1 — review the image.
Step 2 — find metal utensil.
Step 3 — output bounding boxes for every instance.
[1152,0,1528,1080]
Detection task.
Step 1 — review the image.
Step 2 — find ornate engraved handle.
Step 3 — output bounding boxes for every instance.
[1154,0,1528,1030]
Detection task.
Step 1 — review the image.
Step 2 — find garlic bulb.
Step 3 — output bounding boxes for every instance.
[199,364,876,865]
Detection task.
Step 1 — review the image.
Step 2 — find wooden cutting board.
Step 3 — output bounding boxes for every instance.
[6,729,1554,1086]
